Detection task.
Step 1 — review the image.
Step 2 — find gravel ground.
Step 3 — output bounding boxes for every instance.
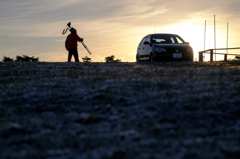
[0,61,240,159]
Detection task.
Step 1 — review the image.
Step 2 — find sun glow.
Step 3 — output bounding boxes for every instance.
[157,24,204,61]
[144,19,239,62]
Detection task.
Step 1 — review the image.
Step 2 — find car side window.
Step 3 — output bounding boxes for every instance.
[170,37,175,43]
[140,37,147,45]
[146,36,150,43]
[176,37,184,44]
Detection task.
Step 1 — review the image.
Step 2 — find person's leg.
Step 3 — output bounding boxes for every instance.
[73,49,80,62]
[68,50,73,62]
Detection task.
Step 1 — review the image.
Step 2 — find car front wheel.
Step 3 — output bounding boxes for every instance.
[136,55,141,63]
[149,53,155,62]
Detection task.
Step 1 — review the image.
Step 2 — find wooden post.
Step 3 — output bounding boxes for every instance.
[227,22,229,54]
[204,20,206,61]
[210,50,213,62]
[199,52,203,62]
[204,20,206,51]
[214,15,216,61]
[224,54,227,61]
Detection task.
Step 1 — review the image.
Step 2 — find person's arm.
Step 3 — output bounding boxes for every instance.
[76,34,84,42]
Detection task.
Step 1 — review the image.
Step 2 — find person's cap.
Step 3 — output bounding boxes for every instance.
[70,28,77,33]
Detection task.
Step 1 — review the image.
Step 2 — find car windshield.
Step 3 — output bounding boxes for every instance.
[151,35,185,44]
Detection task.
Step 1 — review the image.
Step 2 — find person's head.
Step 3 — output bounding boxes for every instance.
[70,28,77,33]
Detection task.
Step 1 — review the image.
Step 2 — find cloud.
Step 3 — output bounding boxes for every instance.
[128,52,136,55]
[119,57,125,60]
[1,0,239,38]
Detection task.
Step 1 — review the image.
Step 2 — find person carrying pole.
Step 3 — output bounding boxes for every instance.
[65,28,84,62]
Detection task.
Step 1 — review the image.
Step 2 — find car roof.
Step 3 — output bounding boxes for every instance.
[147,33,179,37]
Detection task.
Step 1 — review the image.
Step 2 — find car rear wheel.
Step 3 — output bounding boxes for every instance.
[187,56,193,61]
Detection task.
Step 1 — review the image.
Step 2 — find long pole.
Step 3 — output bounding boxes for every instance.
[214,15,216,61]
[227,22,229,54]
[204,20,206,61]
[204,20,206,51]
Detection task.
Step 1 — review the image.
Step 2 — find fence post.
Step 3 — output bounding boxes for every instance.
[199,52,203,62]
[224,54,227,61]
[210,50,213,62]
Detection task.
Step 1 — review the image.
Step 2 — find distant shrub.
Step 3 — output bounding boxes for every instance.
[105,55,114,63]
[15,55,39,62]
[235,55,240,61]
[82,56,91,62]
[3,56,14,62]
[105,55,121,63]
[2,55,39,62]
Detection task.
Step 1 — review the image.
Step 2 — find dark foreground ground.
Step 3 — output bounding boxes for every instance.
[0,61,240,159]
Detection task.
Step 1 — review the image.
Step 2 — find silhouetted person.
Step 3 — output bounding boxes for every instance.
[65,28,84,62]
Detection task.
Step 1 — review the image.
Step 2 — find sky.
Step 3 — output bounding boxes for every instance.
[1,0,240,62]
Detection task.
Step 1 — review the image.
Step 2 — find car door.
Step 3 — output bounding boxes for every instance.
[138,37,147,60]
[142,36,152,60]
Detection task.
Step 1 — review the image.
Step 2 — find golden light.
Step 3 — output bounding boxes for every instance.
[53,17,240,62]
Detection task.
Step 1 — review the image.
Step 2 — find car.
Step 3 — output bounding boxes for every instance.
[136,33,193,62]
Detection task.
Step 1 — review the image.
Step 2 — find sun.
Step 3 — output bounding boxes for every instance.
[155,21,233,61]
[150,23,204,61]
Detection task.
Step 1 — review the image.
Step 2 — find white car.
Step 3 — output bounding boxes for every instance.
[136,34,193,62]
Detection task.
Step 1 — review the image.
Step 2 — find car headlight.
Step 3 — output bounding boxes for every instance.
[187,48,193,53]
[155,47,166,52]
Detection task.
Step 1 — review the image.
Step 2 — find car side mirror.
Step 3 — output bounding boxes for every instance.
[185,42,189,44]
[143,41,150,45]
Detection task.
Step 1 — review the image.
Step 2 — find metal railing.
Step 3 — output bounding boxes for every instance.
[199,47,240,62]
